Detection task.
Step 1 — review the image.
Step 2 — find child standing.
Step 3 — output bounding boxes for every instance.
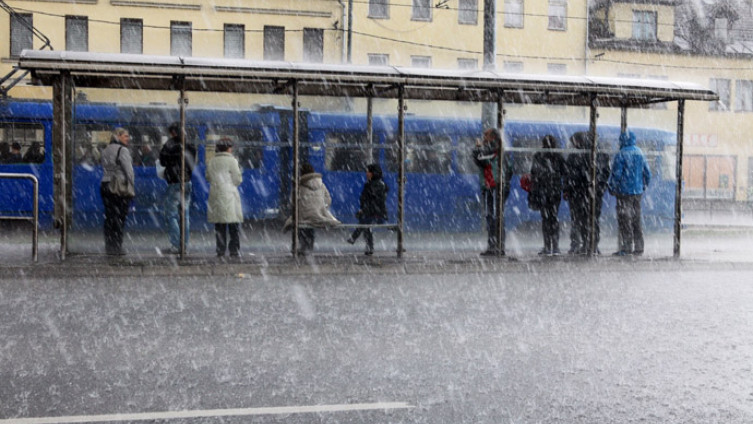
[347,163,388,255]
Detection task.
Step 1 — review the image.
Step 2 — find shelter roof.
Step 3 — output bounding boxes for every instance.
[18,50,718,108]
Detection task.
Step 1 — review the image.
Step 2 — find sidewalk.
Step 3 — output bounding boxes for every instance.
[3,223,753,278]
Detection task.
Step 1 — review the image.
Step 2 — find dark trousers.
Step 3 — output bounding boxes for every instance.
[101,183,131,253]
[540,196,561,251]
[570,193,605,253]
[215,223,240,256]
[483,188,505,253]
[350,216,384,252]
[616,194,644,253]
[295,228,315,252]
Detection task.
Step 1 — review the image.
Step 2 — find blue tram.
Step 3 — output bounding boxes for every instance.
[0,99,677,232]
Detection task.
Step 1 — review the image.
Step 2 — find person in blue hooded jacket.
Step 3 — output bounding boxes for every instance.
[607,130,652,256]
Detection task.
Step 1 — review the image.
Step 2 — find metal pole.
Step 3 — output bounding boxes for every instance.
[674,100,685,258]
[481,0,497,129]
[367,94,373,164]
[347,0,353,64]
[397,86,405,258]
[179,84,187,259]
[588,95,598,256]
[495,94,506,256]
[32,174,38,262]
[292,80,300,256]
[52,72,72,260]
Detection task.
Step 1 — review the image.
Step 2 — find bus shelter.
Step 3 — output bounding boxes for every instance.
[17,50,718,259]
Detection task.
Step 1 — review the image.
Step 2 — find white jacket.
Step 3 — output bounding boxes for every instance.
[206,152,243,223]
[283,172,341,230]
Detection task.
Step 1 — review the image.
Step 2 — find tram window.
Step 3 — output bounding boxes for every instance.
[0,123,45,164]
[74,124,111,166]
[457,135,479,174]
[384,133,451,174]
[206,126,264,169]
[509,134,539,175]
[326,131,366,172]
[127,125,163,167]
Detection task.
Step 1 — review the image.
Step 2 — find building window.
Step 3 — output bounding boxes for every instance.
[120,18,142,54]
[224,24,244,58]
[412,0,431,21]
[264,26,285,61]
[411,56,431,68]
[369,0,389,19]
[548,0,566,31]
[10,13,33,58]
[735,80,753,112]
[504,61,524,73]
[458,58,478,70]
[170,21,192,56]
[66,16,88,52]
[303,28,323,63]
[547,63,566,75]
[458,0,477,25]
[714,18,729,41]
[632,10,657,41]
[368,54,389,66]
[504,0,524,29]
[709,78,730,112]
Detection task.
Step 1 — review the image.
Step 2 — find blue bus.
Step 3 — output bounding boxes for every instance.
[0,99,677,232]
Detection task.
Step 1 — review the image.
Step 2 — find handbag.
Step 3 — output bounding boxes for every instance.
[109,147,135,198]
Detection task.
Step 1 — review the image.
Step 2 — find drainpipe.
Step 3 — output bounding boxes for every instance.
[585,1,590,75]
[338,0,347,63]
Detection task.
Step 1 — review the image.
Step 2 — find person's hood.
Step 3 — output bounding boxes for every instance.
[367,163,383,179]
[619,131,636,148]
[300,172,323,189]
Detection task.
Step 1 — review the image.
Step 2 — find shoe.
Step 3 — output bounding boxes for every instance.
[106,248,126,256]
[612,250,630,256]
[632,250,643,256]
[364,251,373,256]
[551,249,561,256]
[229,252,240,257]
[346,237,356,245]
[162,246,182,255]
[480,250,503,257]
[538,248,550,256]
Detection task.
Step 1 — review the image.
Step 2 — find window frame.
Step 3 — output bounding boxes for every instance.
[458,0,478,25]
[709,78,730,112]
[263,25,285,61]
[504,0,524,29]
[65,15,88,52]
[170,21,192,57]
[412,0,432,22]
[303,28,324,63]
[224,24,245,59]
[411,56,432,68]
[368,0,389,19]
[368,53,389,66]
[10,13,33,58]
[457,58,478,70]
[120,18,143,54]
[548,0,567,31]
[632,10,657,41]
[735,80,753,112]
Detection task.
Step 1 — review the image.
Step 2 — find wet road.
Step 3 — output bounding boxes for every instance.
[2,265,753,423]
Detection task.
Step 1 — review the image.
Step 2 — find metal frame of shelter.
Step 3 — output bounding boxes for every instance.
[17,50,718,260]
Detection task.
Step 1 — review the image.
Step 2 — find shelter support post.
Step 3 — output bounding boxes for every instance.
[292,80,300,257]
[397,86,405,258]
[367,94,373,164]
[620,105,628,133]
[674,100,685,258]
[495,94,506,256]
[52,71,73,260]
[588,95,599,256]
[178,81,188,259]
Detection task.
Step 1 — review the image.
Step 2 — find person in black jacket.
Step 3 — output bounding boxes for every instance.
[529,135,566,256]
[564,131,610,255]
[159,122,198,254]
[347,163,388,255]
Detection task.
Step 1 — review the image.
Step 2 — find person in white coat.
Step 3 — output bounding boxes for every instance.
[206,139,243,257]
[283,163,341,254]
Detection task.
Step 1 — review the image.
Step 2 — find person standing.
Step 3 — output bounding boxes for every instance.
[159,122,197,254]
[564,132,611,255]
[473,128,512,256]
[347,163,389,255]
[529,135,566,256]
[100,128,134,255]
[283,163,341,255]
[206,139,243,258]
[608,130,651,256]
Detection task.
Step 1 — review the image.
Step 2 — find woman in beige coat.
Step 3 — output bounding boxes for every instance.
[206,139,243,257]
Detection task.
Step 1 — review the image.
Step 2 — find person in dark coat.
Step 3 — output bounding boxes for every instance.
[347,163,389,255]
[564,132,611,255]
[6,142,22,163]
[159,122,197,254]
[473,128,513,256]
[529,135,566,255]
[22,141,45,163]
